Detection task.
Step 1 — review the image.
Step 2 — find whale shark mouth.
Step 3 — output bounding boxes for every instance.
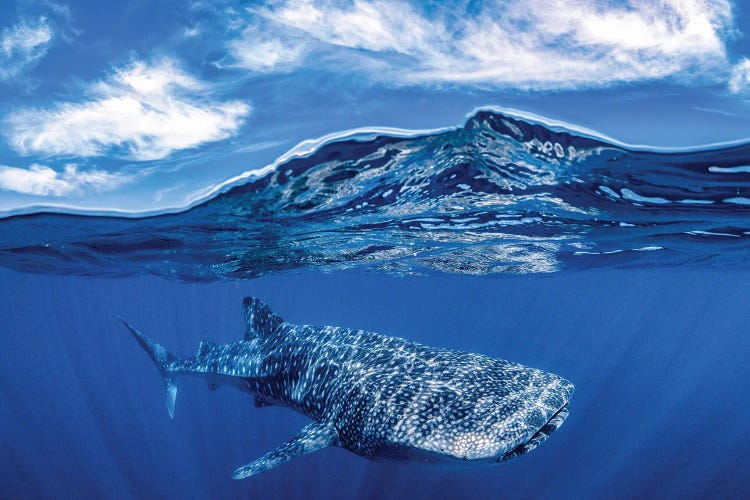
[498,403,570,462]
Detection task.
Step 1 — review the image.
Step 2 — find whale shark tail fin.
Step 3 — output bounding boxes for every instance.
[119,318,178,419]
[243,297,284,339]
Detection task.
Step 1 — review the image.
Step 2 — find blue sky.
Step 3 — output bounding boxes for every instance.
[2,0,750,214]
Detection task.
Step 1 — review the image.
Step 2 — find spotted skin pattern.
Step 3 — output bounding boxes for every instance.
[122,297,573,479]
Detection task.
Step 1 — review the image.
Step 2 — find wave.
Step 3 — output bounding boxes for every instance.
[1,107,749,280]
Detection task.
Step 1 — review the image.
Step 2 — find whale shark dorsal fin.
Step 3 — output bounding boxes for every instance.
[243,297,284,339]
[232,422,338,479]
[197,340,216,356]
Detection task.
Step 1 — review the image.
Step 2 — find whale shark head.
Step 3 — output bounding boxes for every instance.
[407,369,574,465]
[491,373,574,463]
[497,401,570,462]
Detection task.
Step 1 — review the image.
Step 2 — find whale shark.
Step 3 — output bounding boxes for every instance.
[122,297,573,479]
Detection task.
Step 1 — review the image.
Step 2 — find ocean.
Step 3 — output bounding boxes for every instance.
[1,109,749,498]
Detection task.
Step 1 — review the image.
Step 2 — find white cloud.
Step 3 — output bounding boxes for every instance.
[237,0,734,89]
[6,58,251,160]
[729,58,750,93]
[260,0,443,55]
[182,26,201,38]
[0,17,53,81]
[0,163,130,196]
[222,20,309,72]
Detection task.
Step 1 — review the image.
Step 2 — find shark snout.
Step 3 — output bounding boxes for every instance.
[498,374,574,462]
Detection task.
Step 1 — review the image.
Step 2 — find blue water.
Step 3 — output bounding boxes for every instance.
[2,109,750,498]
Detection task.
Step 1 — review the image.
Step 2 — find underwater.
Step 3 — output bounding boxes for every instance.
[2,1,750,498]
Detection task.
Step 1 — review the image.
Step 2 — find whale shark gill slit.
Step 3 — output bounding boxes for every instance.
[499,403,570,462]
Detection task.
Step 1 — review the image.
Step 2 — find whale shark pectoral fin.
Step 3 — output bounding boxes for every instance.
[243,297,284,340]
[254,396,272,408]
[231,422,338,480]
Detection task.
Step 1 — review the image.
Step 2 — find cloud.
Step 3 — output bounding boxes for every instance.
[221,19,309,72]
[260,0,442,55]
[729,58,750,93]
[182,26,201,38]
[0,17,53,81]
[6,58,251,160]
[231,0,734,89]
[0,163,131,196]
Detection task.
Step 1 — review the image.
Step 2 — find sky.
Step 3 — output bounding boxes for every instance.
[1,0,750,214]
